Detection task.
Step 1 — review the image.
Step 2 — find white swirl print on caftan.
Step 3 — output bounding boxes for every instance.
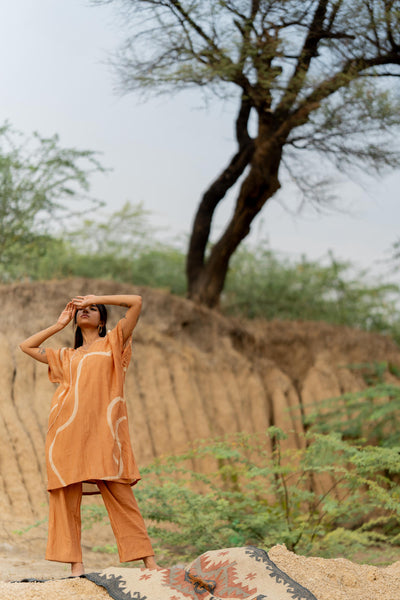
[48,350,111,487]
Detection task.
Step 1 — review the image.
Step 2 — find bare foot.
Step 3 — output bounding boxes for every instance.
[143,556,162,570]
[71,562,85,577]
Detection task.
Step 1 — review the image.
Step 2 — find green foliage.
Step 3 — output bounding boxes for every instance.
[66,246,186,295]
[224,243,400,341]
[307,363,400,449]
[33,202,187,295]
[0,122,105,281]
[64,202,186,294]
[65,201,153,257]
[84,429,400,564]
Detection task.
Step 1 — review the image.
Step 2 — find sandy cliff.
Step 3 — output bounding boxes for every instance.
[1,278,400,597]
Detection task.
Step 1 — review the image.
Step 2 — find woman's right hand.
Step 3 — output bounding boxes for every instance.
[56,302,76,328]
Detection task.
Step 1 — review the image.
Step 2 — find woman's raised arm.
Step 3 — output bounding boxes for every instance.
[72,295,142,344]
[19,302,76,363]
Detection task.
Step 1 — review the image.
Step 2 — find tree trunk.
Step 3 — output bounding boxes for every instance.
[186,95,254,286]
[188,120,283,308]
[186,143,254,284]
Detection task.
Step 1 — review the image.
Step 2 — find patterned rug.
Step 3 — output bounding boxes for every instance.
[86,546,318,600]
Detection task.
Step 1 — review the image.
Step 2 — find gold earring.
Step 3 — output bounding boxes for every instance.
[98,324,103,334]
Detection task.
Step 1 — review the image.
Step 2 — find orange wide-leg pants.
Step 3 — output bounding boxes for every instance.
[46,481,154,564]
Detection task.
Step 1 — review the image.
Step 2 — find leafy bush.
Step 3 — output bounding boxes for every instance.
[306,362,400,449]
[84,428,400,564]
[17,202,187,295]
[224,243,400,339]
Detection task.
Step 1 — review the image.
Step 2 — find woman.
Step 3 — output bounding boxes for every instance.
[19,293,157,575]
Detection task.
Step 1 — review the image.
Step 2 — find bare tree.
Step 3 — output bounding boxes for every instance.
[94,0,400,307]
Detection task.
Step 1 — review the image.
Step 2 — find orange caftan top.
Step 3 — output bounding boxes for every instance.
[45,321,140,494]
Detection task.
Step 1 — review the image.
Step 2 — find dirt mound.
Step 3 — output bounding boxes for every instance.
[1,278,400,566]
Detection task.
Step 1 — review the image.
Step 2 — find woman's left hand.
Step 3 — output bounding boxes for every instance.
[72,295,98,309]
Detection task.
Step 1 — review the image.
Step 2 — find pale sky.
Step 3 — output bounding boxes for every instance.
[1,0,399,283]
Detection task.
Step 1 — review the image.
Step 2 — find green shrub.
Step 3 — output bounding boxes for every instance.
[224,244,400,340]
[306,362,400,449]
[84,428,400,563]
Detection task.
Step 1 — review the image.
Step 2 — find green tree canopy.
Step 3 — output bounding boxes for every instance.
[95,0,400,307]
[0,123,105,280]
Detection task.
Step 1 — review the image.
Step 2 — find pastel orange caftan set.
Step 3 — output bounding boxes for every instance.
[45,321,153,563]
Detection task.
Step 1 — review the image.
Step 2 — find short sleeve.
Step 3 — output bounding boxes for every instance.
[108,321,132,371]
[46,348,65,383]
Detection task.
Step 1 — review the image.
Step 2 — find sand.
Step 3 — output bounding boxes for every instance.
[1,544,400,600]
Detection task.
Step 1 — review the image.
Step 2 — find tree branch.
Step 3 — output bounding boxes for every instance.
[326,0,344,31]
[366,0,383,52]
[167,1,221,54]
[384,0,400,52]
[236,0,260,72]
[283,53,400,137]
[276,0,331,114]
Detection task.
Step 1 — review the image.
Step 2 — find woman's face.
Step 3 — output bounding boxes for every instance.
[75,304,102,329]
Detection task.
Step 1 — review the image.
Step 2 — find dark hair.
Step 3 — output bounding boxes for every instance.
[73,304,108,349]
